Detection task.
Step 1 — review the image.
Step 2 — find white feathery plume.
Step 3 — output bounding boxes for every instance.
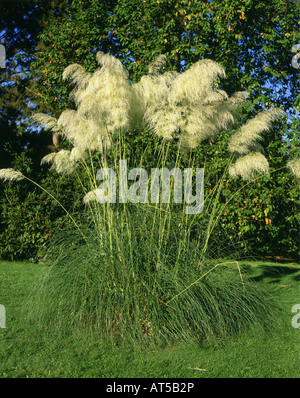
[48,51,131,156]
[82,188,106,204]
[33,52,134,182]
[62,63,92,102]
[40,152,57,165]
[0,168,25,182]
[142,57,245,146]
[62,63,91,86]
[74,52,131,134]
[144,104,186,140]
[201,89,228,105]
[41,149,77,175]
[137,71,179,108]
[130,70,179,128]
[179,132,200,150]
[32,53,287,186]
[167,59,226,106]
[70,146,88,162]
[287,158,300,179]
[228,108,285,155]
[32,113,61,134]
[82,190,97,204]
[183,104,235,140]
[181,115,219,148]
[129,81,147,127]
[229,152,269,180]
[145,92,237,146]
[57,109,107,152]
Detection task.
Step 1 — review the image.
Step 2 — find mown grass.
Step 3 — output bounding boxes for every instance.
[0,259,299,378]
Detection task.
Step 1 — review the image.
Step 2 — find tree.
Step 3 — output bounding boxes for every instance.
[0,1,90,260]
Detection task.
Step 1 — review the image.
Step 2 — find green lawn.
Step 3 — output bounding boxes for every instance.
[0,259,299,378]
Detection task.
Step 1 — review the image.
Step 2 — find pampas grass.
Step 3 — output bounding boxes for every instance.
[25,200,276,346]
[2,52,294,346]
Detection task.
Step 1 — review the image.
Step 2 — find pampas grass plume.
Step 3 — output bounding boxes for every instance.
[0,168,25,182]
[229,152,269,180]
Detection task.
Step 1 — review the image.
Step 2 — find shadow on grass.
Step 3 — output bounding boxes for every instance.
[292,273,300,282]
[242,264,300,283]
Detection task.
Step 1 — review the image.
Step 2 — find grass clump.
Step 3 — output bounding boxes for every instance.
[3,52,290,348]
[25,200,277,347]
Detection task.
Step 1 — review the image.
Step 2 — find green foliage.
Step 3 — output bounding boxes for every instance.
[0,152,84,261]
[192,124,300,259]
[111,0,299,106]
[29,0,116,116]
[28,0,300,114]
[0,0,65,166]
